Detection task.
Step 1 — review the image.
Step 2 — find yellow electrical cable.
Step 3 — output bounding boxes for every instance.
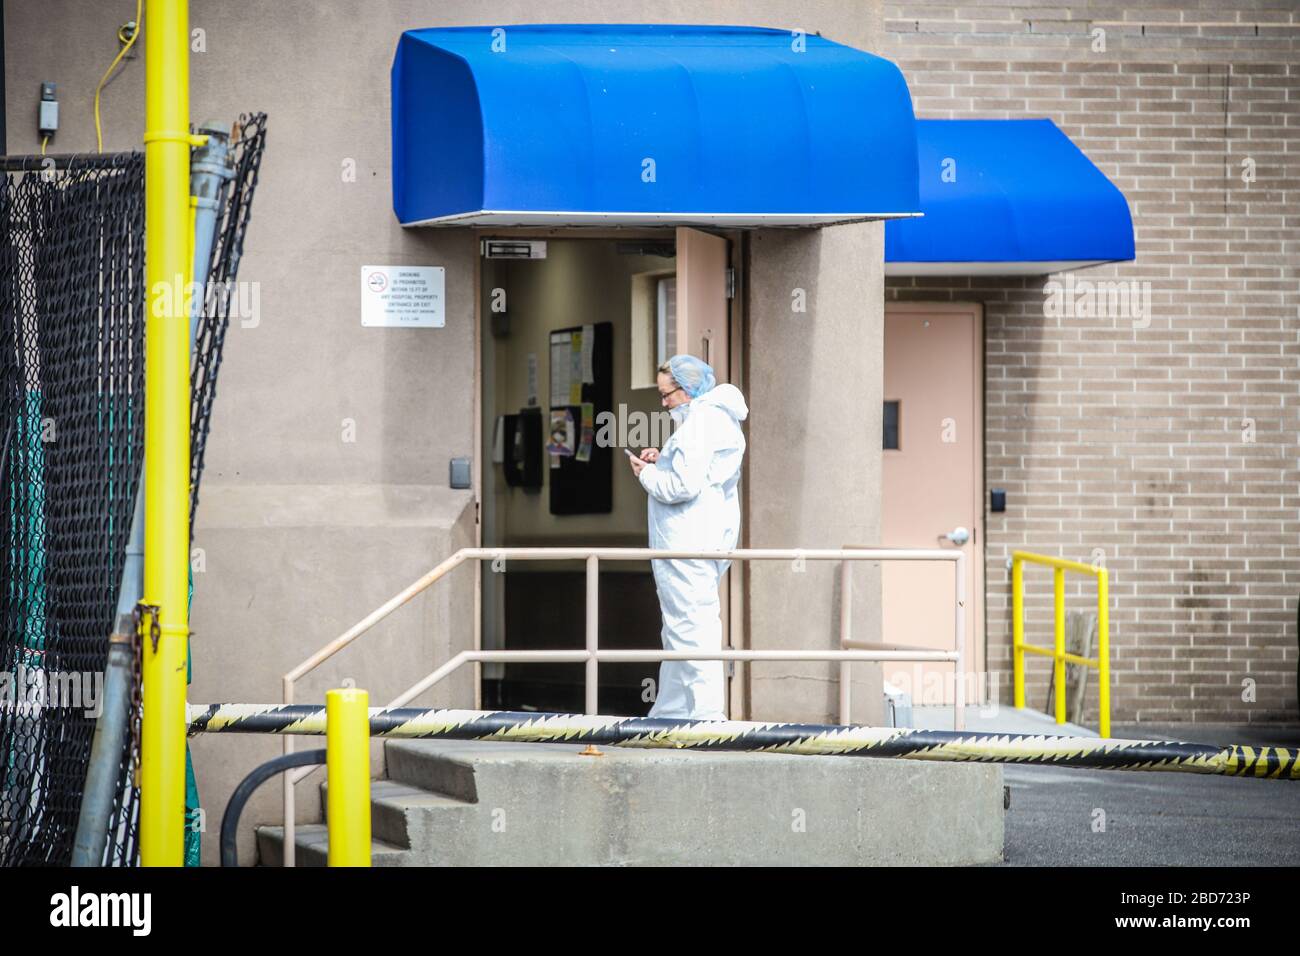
[93,0,143,152]
[40,135,49,156]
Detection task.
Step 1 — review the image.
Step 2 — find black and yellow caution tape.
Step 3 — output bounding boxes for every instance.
[185,704,1300,781]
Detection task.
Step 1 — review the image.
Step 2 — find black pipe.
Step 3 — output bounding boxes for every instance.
[220,749,325,867]
[0,152,139,171]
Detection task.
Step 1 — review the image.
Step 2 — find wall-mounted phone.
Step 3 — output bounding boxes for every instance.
[501,408,542,490]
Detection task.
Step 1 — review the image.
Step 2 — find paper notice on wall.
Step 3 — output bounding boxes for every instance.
[569,331,584,403]
[526,352,539,407]
[575,402,595,462]
[549,333,570,406]
[580,324,595,384]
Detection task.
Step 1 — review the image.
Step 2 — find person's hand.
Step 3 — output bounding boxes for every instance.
[628,454,646,477]
[639,448,659,463]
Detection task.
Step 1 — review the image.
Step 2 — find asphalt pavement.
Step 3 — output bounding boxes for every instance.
[998,723,1300,866]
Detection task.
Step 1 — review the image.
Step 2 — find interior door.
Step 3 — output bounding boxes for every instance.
[675,227,729,381]
[882,304,983,707]
[674,227,735,709]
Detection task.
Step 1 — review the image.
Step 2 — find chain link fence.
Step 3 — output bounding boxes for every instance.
[0,112,267,866]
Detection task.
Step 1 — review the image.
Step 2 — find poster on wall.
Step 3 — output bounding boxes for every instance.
[580,324,595,384]
[549,332,570,405]
[547,408,576,458]
[575,402,595,463]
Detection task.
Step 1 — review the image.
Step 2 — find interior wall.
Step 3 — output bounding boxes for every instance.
[483,238,674,546]
[479,238,678,700]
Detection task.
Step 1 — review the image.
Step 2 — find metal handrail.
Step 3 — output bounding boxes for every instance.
[279,545,965,866]
[1011,550,1111,738]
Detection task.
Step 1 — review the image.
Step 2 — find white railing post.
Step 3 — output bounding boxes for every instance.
[585,554,599,716]
[954,550,967,732]
[282,675,295,867]
[839,559,852,725]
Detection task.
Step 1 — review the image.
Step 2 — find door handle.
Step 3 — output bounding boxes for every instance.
[939,526,970,546]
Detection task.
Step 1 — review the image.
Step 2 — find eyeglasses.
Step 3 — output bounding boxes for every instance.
[658,386,683,403]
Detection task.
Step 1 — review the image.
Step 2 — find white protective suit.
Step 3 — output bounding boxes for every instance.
[637,383,749,721]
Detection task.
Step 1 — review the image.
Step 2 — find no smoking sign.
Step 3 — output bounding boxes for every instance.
[360,265,444,327]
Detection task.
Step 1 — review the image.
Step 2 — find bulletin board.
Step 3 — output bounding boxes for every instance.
[547,322,613,514]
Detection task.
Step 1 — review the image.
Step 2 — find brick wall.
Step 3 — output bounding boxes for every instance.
[882,2,1299,723]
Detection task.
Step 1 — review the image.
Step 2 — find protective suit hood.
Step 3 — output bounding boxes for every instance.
[689,383,748,423]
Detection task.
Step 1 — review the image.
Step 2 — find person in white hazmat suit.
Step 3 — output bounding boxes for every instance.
[627,355,748,721]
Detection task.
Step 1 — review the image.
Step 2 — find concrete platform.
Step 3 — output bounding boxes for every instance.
[257,737,1004,866]
[912,704,1098,737]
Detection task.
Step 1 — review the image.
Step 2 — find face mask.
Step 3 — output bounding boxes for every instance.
[669,403,690,424]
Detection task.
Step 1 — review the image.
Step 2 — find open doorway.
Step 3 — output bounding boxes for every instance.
[477,231,735,715]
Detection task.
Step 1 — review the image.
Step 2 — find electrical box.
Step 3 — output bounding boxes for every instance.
[39,83,59,134]
[449,457,472,489]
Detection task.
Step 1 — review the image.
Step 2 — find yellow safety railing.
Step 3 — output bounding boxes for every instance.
[1012,551,1110,738]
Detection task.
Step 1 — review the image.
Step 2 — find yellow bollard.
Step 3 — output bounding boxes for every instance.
[326,688,371,867]
[140,0,193,867]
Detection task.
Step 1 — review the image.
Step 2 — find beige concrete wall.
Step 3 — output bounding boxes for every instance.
[746,226,887,724]
[188,484,476,867]
[4,0,890,863]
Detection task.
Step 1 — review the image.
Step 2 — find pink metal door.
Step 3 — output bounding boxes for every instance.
[882,304,984,707]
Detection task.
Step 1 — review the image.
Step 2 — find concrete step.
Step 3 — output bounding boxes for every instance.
[258,737,1005,866]
[318,777,476,849]
[384,739,481,802]
[373,737,1006,865]
[256,824,411,867]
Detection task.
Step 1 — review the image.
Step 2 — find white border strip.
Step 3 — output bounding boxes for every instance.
[402,209,924,228]
[886,259,1119,277]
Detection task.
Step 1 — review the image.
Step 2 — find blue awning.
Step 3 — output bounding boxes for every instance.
[392,24,920,227]
[885,119,1135,275]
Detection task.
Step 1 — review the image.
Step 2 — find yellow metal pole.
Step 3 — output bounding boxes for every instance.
[1053,567,1066,725]
[140,0,193,867]
[326,688,372,867]
[1011,557,1024,709]
[1097,570,1110,739]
